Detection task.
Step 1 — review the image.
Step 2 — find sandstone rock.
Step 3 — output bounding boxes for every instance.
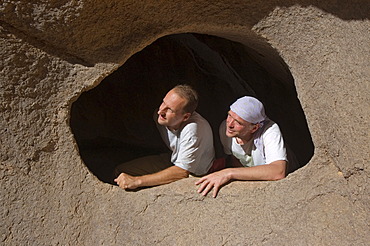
[1,1,369,245]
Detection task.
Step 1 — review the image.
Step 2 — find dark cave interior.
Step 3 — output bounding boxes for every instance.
[70,33,314,184]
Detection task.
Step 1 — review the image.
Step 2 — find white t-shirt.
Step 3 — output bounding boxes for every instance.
[156,111,215,176]
[219,119,287,167]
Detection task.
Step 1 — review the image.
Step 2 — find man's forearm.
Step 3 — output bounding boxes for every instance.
[228,160,286,181]
[135,165,189,188]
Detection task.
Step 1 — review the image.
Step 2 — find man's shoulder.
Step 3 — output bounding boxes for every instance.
[188,111,204,121]
[261,119,279,132]
[185,112,209,126]
[181,112,211,136]
[260,120,283,139]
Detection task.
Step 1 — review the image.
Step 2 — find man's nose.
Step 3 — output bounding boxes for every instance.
[158,104,165,114]
[227,118,235,128]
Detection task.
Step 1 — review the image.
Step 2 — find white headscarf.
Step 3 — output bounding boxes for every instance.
[230,96,269,162]
[230,96,266,124]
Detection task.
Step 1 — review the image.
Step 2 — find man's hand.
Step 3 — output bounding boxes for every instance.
[114,172,141,190]
[196,161,287,197]
[114,166,189,190]
[195,169,232,198]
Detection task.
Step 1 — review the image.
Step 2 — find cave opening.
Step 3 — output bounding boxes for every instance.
[70,33,314,184]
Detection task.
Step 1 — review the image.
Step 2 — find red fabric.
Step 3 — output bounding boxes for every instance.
[207,158,226,174]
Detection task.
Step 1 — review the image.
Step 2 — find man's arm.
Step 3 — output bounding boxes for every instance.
[196,159,286,198]
[115,165,189,190]
[228,159,286,181]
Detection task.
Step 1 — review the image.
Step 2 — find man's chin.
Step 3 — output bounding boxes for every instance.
[157,119,167,126]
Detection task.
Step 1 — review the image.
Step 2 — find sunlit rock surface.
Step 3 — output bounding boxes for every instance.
[1,1,369,245]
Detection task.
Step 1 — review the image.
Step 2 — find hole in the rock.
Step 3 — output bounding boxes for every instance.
[70,33,314,184]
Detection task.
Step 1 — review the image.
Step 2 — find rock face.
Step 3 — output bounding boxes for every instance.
[1,1,369,245]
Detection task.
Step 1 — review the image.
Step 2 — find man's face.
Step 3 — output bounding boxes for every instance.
[225,110,258,140]
[157,89,190,130]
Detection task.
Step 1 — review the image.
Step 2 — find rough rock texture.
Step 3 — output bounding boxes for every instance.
[1,1,369,245]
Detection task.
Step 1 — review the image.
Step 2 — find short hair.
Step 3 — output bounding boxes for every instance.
[172,84,198,114]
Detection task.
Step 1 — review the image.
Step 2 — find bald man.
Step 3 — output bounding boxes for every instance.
[114,85,215,190]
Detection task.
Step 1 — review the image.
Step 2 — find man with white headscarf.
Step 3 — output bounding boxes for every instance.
[196,96,287,198]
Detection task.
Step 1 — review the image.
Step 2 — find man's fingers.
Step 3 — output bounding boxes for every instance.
[212,185,220,198]
[115,175,127,189]
[197,179,210,193]
[201,183,214,196]
[120,183,129,190]
[195,176,207,185]
[114,173,123,183]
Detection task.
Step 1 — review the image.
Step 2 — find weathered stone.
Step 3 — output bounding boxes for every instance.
[1,1,369,245]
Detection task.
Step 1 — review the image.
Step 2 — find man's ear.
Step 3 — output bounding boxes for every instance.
[183,112,191,122]
[251,123,260,133]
